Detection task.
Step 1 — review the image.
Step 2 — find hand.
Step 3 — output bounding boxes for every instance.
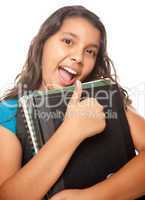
[49,188,92,200]
[63,80,106,141]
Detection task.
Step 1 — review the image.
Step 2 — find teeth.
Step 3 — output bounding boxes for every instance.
[60,66,77,75]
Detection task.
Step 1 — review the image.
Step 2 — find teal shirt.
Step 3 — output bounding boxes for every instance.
[0,99,18,134]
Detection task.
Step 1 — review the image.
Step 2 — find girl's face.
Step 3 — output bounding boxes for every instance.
[40,17,101,90]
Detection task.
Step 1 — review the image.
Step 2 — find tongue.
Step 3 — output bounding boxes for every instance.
[59,68,73,81]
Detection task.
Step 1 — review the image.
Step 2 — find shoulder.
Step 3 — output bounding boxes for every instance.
[0,99,18,134]
[125,105,145,152]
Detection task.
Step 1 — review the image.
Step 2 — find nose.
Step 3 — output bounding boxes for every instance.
[70,51,84,65]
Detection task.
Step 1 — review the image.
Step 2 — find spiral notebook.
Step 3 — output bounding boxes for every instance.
[18,78,112,154]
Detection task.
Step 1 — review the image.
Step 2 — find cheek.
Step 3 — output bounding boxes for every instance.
[84,67,93,77]
[42,45,67,74]
[83,60,96,76]
[80,65,94,81]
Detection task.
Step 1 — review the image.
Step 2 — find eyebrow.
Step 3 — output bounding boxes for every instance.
[62,32,99,49]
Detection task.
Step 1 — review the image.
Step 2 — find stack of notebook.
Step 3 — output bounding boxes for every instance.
[16,79,136,199]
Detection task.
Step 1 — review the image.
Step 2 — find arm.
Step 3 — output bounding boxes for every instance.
[0,124,82,200]
[0,81,106,200]
[0,126,22,186]
[84,106,145,200]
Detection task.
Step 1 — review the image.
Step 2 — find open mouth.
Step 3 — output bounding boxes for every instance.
[58,65,77,86]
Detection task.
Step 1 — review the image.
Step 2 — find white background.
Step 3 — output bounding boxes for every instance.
[0,0,145,116]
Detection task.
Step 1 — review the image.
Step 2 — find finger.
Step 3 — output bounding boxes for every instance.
[69,80,82,105]
[91,99,104,111]
[49,195,63,200]
[49,191,66,200]
[82,98,103,110]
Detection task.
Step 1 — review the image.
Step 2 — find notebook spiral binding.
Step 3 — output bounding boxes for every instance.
[19,97,39,154]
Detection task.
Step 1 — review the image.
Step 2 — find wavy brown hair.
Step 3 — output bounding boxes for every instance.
[1,5,131,105]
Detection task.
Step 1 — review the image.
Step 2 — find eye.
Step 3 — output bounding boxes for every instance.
[86,49,96,57]
[62,38,73,46]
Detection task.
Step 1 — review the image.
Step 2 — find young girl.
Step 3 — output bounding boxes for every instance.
[0,5,145,200]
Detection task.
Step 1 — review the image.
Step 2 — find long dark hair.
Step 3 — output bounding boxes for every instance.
[1,5,131,105]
